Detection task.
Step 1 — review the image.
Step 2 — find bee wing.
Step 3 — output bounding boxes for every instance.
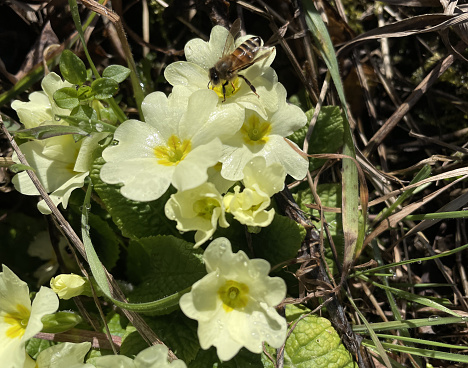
[233,47,275,72]
[222,18,241,57]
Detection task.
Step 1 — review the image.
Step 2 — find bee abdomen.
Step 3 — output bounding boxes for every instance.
[232,36,261,62]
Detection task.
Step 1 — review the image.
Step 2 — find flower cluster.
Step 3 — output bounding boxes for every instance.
[11,72,108,214]
[8,22,304,364]
[100,24,308,246]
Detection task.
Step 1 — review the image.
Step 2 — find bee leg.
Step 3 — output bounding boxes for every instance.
[239,75,259,98]
[222,80,229,102]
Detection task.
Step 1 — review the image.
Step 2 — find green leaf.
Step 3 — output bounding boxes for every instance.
[81,183,186,313]
[90,157,178,239]
[128,236,205,314]
[289,106,344,171]
[251,213,304,267]
[9,163,35,173]
[60,49,87,85]
[77,85,93,101]
[25,338,53,360]
[57,115,116,134]
[41,311,82,333]
[87,212,120,270]
[14,125,88,140]
[120,313,201,363]
[70,104,97,121]
[284,305,357,368]
[103,65,131,83]
[91,77,119,100]
[54,87,80,109]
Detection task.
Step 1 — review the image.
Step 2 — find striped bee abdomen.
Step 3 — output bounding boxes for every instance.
[232,37,261,62]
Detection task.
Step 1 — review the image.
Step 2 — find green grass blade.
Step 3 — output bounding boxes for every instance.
[303,0,364,273]
[363,339,468,363]
[353,316,467,333]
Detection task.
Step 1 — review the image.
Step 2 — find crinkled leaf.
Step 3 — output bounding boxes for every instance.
[288,106,344,172]
[103,65,131,83]
[251,213,304,267]
[91,77,119,100]
[54,87,80,109]
[90,157,176,239]
[120,312,200,363]
[14,124,88,140]
[60,49,87,85]
[284,305,357,368]
[128,235,205,314]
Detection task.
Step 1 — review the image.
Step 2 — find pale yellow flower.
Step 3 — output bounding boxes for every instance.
[100,87,243,202]
[179,238,287,361]
[0,265,59,368]
[165,182,229,248]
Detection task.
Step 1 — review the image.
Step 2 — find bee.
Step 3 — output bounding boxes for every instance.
[208,19,274,102]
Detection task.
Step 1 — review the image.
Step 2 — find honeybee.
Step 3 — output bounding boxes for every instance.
[208,19,274,102]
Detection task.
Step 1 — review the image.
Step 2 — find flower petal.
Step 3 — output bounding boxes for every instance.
[164,62,208,91]
[101,158,173,202]
[172,139,222,192]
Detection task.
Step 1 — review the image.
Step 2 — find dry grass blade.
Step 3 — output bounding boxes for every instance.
[337,13,468,56]
[363,175,468,247]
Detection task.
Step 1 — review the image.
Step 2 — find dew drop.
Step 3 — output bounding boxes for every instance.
[417,260,422,264]
[428,315,439,321]
[54,116,61,121]
[95,123,104,132]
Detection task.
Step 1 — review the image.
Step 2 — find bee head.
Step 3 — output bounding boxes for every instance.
[209,67,220,86]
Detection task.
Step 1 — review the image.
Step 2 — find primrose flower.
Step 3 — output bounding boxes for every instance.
[12,132,107,214]
[164,24,278,119]
[50,274,89,300]
[179,237,287,361]
[224,156,286,227]
[165,182,229,248]
[0,265,59,368]
[35,342,93,368]
[220,83,308,181]
[91,345,187,368]
[100,87,243,202]
[11,72,72,129]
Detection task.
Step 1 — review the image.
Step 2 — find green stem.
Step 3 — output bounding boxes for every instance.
[106,98,127,123]
[68,0,100,78]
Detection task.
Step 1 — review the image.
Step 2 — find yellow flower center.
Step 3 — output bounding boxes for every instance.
[154,135,191,166]
[241,114,271,145]
[4,304,30,339]
[193,198,219,220]
[218,280,249,312]
[210,77,241,100]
